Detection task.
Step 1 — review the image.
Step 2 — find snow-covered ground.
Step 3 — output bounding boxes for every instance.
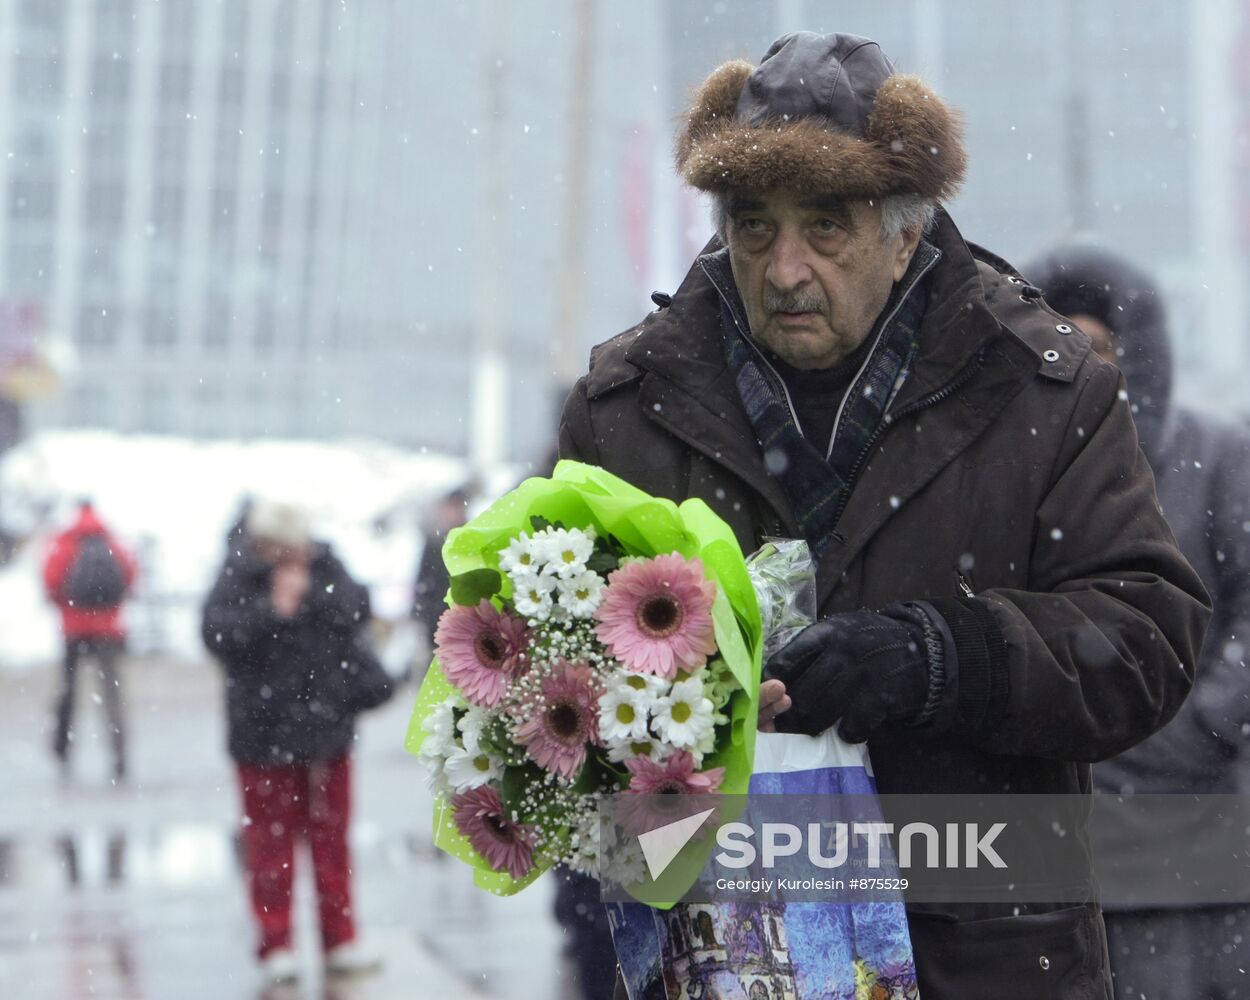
[0,431,504,672]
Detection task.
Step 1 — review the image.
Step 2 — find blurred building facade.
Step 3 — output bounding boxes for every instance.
[0,0,413,441]
[0,0,1246,458]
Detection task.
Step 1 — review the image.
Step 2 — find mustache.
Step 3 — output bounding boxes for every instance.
[762,285,826,315]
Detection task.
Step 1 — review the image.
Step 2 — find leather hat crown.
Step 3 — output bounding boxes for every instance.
[676,31,966,201]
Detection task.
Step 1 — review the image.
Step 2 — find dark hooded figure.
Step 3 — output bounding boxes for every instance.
[1028,244,1250,1000]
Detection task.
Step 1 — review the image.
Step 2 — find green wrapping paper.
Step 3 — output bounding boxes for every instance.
[405,460,763,896]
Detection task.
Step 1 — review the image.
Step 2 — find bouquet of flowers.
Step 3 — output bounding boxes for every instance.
[406,461,763,894]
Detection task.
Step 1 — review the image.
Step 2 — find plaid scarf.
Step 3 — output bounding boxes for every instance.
[701,242,940,555]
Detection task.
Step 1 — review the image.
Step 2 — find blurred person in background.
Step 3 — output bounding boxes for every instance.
[411,485,471,661]
[201,499,392,985]
[43,498,136,784]
[1029,245,1250,1000]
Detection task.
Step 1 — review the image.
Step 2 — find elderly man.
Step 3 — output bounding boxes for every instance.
[560,32,1209,998]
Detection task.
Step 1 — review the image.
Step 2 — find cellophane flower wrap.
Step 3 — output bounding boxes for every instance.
[405,460,764,896]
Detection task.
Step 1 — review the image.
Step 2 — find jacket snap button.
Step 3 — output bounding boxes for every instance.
[1039,956,1051,970]
[1055,323,1072,334]
[1043,350,1060,363]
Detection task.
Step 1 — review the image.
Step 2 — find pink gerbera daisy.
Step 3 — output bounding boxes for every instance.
[618,750,725,835]
[594,553,718,678]
[624,749,725,796]
[451,785,536,880]
[514,660,601,779]
[434,599,528,708]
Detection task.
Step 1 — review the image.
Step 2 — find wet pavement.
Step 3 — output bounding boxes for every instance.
[0,658,578,999]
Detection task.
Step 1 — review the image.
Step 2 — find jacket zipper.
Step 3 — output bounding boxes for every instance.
[825,246,942,459]
[956,570,975,597]
[826,347,987,533]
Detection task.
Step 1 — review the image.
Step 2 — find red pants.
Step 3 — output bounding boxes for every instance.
[236,754,356,957]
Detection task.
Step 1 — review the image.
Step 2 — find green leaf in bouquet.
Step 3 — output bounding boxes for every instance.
[449,567,502,606]
[569,760,600,795]
[585,547,620,575]
[499,762,545,820]
[476,715,513,759]
[591,749,630,784]
[529,514,556,533]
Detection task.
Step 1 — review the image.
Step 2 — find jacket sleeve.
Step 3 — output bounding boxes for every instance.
[1189,425,1250,754]
[558,377,601,464]
[200,564,283,664]
[928,364,1211,762]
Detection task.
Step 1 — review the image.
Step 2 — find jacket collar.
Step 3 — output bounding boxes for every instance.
[891,209,1003,409]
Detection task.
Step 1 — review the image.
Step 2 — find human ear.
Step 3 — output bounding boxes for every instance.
[891,225,923,282]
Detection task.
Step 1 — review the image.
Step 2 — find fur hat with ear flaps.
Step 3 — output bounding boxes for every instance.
[676,32,966,201]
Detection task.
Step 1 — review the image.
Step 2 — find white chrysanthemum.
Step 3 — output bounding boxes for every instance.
[417,752,451,795]
[558,569,606,618]
[694,708,728,760]
[420,698,459,756]
[602,836,647,889]
[457,706,492,753]
[612,669,669,697]
[599,684,651,743]
[651,677,715,751]
[500,532,540,577]
[511,571,557,620]
[443,746,504,791]
[538,527,597,578]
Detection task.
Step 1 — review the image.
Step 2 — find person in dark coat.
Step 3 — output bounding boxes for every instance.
[410,486,470,655]
[201,499,385,984]
[1028,244,1250,999]
[43,499,136,783]
[560,32,1211,999]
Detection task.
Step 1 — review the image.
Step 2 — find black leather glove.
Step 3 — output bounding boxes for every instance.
[763,603,947,743]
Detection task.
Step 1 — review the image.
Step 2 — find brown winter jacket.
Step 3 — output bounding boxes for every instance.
[561,212,1210,999]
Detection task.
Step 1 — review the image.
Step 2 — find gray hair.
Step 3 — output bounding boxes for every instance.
[877,193,938,240]
[711,192,937,245]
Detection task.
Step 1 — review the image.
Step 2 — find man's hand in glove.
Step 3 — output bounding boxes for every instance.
[763,604,948,743]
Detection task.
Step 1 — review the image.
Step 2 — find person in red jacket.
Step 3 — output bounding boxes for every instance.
[43,499,136,782]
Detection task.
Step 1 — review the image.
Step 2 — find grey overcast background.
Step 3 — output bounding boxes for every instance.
[0,0,1246,463]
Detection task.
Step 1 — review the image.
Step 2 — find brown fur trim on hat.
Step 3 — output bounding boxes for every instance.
[681,123,885,198]
[866,74,966,202]
[675,65,966,202]
[674,60,754,168]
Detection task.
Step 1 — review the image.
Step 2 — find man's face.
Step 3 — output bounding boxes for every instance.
[724,189,921,370]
